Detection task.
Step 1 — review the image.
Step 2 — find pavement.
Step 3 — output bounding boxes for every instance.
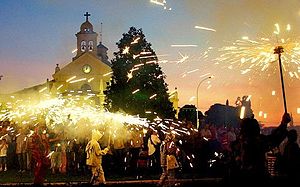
[0,178,224,186]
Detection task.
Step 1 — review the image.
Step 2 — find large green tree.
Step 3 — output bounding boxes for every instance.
[104,27,175,120]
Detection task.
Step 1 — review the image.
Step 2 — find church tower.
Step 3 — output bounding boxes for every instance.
[50,12,112,106]
[74,12,98,60]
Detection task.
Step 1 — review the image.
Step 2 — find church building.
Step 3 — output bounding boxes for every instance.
[8,12,179,114]
[50,12,111,105]
[12,12,112,107]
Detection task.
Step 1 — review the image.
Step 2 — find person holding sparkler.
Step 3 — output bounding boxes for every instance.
[86,129,110,185]
[229,113,291,184]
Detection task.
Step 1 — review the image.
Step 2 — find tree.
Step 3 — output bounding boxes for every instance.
[178,105,204,127]
[104,27,175,120]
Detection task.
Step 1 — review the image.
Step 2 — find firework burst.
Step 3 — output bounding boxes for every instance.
[215,24,300,80]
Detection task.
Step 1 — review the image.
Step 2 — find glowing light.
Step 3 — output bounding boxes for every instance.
[259,111,263,117]
[240,106,246,119]
[189,163,193,168]
[194,25,216,32]
[122,46,130,54]
[246,95,252,101]
[66,76,76,83]
[132,89,140,94]
[297,108,300,114]
[131,37,140,44]
[57,85,63,90]
[39,87,47,93]
[127,72,133,80]
[87,77,94,82]
[272,90,276,96]
[150,0,164,6]
[103,72,113,77]
[47,151,54,158]
[264,113,267,119]
[177,52,189,63]
[133,54,140,59]
[149,94,157,99]
[72,49,78,53]
[70,78,87,84]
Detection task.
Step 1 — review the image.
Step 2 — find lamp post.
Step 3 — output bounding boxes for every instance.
[274,46,287,113]
[196,76,212,129]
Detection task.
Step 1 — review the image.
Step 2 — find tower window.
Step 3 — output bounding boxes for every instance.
[81,41,86,52]
[88,41,93,51]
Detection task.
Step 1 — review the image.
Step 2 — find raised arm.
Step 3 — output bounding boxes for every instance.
[268,113,291,147]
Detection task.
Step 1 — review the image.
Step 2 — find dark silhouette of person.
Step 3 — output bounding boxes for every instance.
[229,113,291,185]
[282,129,300,182]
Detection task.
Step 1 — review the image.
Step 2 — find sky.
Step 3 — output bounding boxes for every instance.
[0,0,300,125]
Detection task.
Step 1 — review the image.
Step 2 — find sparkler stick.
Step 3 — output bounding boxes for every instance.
[274,46,288,113]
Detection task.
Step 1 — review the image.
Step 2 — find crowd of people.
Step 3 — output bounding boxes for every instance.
[0,112,299,186]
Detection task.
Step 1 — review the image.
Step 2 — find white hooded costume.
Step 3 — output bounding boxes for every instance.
[86,130,109,185]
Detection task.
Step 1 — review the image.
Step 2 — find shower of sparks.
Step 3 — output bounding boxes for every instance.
[194,26,216,32]
[0,94,200,143]
[216,24,300,80]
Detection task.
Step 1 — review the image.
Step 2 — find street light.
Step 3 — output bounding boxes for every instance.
[196,76,213,129]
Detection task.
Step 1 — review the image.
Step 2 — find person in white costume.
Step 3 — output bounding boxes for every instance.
[86,130,109,185]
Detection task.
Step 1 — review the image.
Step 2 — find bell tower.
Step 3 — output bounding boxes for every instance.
[74,12,98,60]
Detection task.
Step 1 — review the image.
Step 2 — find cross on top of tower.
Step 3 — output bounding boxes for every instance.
[84,12,91,22]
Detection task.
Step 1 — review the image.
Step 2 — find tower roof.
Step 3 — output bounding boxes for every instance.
[80,20,93,32]
[79,12,94,33]
[97,42,108,50]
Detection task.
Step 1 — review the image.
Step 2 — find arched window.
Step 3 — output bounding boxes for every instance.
[88,41,93,51]
[81,41,86,52]
[81,84,92,92]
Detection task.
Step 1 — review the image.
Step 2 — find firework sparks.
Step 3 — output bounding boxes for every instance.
[150,0,171,10]
[132,89,140,94]
[216,24,300,80]
[194,25,216,32]
[72,49,78,53]
[177,52,189,63]
[122,46,130,54]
